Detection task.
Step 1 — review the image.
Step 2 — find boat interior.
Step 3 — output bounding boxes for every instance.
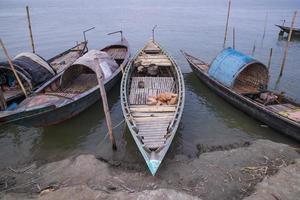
[38,45,127,100]
[128,42,179,151]
[0,70,30,105]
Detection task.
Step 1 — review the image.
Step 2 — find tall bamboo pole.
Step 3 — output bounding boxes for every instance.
[233,27,236,49]
[279,11,297,77]
[223,0,231,49]
[251,41,256,56]
[262,13,268,39]
[95,58,117,150]
[267,48,273,70]
[26,6,35,53]
[0,39,28,97]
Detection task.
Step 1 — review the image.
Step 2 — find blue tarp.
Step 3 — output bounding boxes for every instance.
[208,48,263,88]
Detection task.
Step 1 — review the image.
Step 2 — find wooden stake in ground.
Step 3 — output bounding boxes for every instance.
[233,27,236,49]
[0,39,28,97]
[223,0,231,49]
[95,58,117,150]
[26,6,35,53]
[279,11,297,77]
[267,48,273,70]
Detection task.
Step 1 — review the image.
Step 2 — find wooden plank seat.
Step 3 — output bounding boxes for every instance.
[143,43,161,54]
[130,105,176,112]
[137,54,172,66]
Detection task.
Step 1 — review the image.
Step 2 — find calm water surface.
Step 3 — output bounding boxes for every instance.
[0,0,300,169]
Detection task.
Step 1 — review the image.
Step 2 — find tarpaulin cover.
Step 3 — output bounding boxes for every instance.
[208,47,265,88]
[60,50,119,87]
[0,52,55,89]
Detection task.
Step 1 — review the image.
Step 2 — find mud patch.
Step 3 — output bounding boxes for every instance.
[197,141,251,156]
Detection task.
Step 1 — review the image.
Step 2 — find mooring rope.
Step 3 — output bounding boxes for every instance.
[98,118,125,148]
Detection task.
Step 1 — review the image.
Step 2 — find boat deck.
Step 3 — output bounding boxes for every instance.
[266,103,300,122]
[129,76,176,149]
[105,47,127,60]
[50,43,86,73]
[130,105,176,149]
[129,77,175,105]
[185,53,209,73]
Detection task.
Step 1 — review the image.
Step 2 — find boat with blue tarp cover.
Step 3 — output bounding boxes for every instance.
[182,47,300,141]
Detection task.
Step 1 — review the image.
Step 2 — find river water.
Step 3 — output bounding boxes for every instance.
[0,0,299,169]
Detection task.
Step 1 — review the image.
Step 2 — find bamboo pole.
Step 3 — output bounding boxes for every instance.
[26,6,35,53]
[262,13,268,39]
[223,0,231,49]
[95,58,117,150]
[0,39,28,97]
[233,27,236,49]
[279,11,297,77]
[251,41,256,56]
[0,88,6,111]
[267,48,273,70]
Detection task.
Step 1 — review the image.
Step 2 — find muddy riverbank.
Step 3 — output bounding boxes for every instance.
[0,139,299,200]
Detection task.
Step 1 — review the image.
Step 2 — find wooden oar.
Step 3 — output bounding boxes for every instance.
[0,39,28,97]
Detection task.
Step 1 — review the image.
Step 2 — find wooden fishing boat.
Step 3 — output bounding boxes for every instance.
[121,40,185,175]
[182,47,300,141]
[276,24,300,36]
[0,42,87,107]
[0,38,130,126]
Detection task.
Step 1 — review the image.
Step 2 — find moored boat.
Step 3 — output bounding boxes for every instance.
[182,47,300,141]
[0,42,87,107]
[0,38,130,126]
[275,24,300,36]
[121,40,185,175]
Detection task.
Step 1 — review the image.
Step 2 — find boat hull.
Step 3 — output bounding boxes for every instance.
[0,71,121,127]
[121,41,185,175]
[186,56,300,141]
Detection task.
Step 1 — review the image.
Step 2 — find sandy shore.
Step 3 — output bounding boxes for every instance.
[0,139,299,200]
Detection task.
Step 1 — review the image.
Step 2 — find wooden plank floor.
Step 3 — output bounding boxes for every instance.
[130,105,175,149]
[50,43,85,73]
[106,48,127,60]
[129,77,175,105]
[267,103,300,122]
